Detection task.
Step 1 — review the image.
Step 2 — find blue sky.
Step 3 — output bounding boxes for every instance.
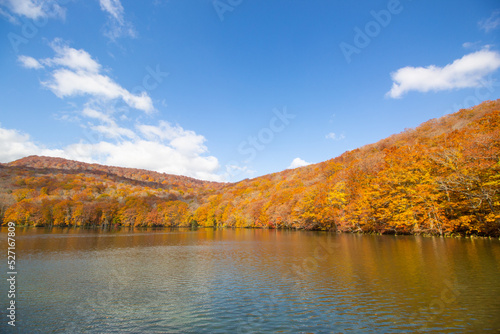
[0,0,499,181]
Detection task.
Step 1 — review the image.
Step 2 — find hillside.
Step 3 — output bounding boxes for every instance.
[1,99,499,236]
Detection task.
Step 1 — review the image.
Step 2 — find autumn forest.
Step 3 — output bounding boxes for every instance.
[1,100,499,236]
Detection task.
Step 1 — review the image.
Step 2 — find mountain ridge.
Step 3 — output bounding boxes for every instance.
[6,97,498,186]
[1,99,499,236]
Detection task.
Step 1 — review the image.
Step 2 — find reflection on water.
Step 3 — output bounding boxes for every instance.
[1,227,499,333]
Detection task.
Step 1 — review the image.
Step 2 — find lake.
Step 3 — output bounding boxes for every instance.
[1,227,499,333]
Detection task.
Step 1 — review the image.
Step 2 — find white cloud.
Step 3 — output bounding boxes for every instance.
[75,108,222,179]
[82,108,136,140]
[386,49,500,98]
[64,139,222,181]
[0,125,65,162]
[82,107,114,124]
[45,68,153,112]
[288,157,311,169]
[0,117,224,182]
[0,0,65,20]
[19,41,154,113]
[479,10,500,33]
[91,124,136,139]
[326,132,345,141]
[44,42,101,73]
[137,121,208,156]
[99,0,124,22]
[98,0,136,40]
[68,116,222,180]
[18,55,43,69]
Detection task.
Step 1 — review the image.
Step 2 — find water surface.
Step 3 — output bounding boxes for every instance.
[1,227,499,333]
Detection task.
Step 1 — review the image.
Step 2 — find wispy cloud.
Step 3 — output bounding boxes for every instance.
[0,0,65,21]
[98,0,136,40]
[479,10,500,33]
[0,124,65,162]
[82,107,137,140]
[18,55,43,69]
[386,49,500,99]
[99,0,123,22]
[0,7,18,23]
[462,41,483,50]
[18,40,154,113]
[225,164,256,179]
[326,132,346,141]
[288,157,311,169]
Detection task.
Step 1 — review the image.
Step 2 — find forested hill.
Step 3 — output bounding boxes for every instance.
[6,155,223,190]
[1,99,499,236]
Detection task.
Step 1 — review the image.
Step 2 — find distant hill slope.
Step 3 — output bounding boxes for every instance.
[7,155,223,190]
[1,99,499,236]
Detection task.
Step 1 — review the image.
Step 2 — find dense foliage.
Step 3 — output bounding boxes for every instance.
[1,100,499,236]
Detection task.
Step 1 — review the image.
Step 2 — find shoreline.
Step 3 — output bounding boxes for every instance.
[2,224,499,239]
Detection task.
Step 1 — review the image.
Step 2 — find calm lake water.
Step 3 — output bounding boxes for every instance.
[1,227,500,333]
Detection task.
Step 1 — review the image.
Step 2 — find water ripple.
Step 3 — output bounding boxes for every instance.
[2,229,500,332]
